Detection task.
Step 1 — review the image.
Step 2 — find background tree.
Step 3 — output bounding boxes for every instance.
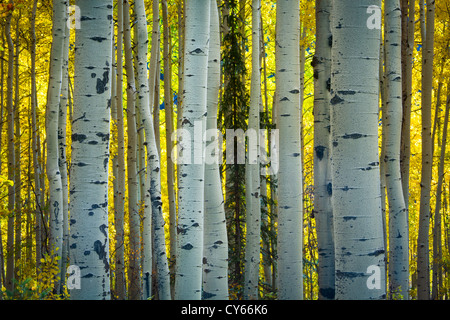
[244,0,262,301]
[384,0,409,299]
[417,0,435,300]
[313,0,334,300]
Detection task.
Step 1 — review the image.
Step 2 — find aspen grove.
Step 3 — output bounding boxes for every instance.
[0,0,450,301]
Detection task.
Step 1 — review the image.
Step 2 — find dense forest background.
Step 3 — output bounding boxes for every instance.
[0,0,449,300]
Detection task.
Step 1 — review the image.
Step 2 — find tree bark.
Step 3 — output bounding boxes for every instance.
[5,3,14,292]
[432,94,449,300]
[330,0,386,300]
[202,0,229,301]
[58,14,71,293]
[384,0,409,299]
[243,0,262,301]
[69,0,113,300]
[175,0,210,300]
[275,0,303,300]
[114,0,126,300]
[135,0,171,300]
[313,0,334,300]
[123,0,141,300]
[417,0,435,300]
[46,0,67,292]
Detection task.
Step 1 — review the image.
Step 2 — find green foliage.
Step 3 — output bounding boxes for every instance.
[2,249,66,300]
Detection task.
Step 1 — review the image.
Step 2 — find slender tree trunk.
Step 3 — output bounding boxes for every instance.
[0,21,6,292]
[202,0,229,301]
[275,0,303,300]
[432,94,449,300]
[69,0,113,300]
[46,1,67,291]
[162,0,177,292]
[384,0,409,299]
[13,14,22,283]
[135,0,171,300]
[123,0,141,300]
[174,0,210,300]
[5,0,15,293]
[58,16,71,293]
[330,0,386,300]
[244,0,261,301]
[114,0,126,300]
[400,0,414,268]
[417,0,435,301]
[313,0,334,300]
[30,0,43,273]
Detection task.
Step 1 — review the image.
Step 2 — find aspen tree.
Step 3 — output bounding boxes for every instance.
[13,12,22,284]
[432,94,449,299]
[175,0,210,300]
[135,0,171,300]
[30,0,42,273]
[276,0,303,300]
[384,0,409,299]
[244,0,261,301]
[5,0,15,292]
[202,0,229,301]
[69,0,113,300]
[114,0,126,299]
[162,0,177,288]
[313,0,334,300]
[123,0,140,299]
[330,0,386,300]
[46,0,67,288]
[58,15,70,292]
[417,0,435,300]
[400,0,415,208]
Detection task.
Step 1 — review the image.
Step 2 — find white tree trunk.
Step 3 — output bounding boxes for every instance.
[162,0,178,292]
[46,0,67,285]
[244,0,262,301]
[275,0,303,300]
[313,0,334,300]
[175,0,210,300]
[330,0,386,300]
[202,0,228,301]
[384,0,409,299]
[135,0,171,300]
[69,0,113,300]
[58,16,70,293]
[122,0,141,299]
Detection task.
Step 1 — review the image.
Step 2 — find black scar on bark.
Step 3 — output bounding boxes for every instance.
[330,95,344,105]
[320,287,335,300]
[315,145,326,161]
[342,133,365,139]
[99,224,108,238]
[96,71,109,94]
[181,243,193,250]
[90,37,107,43]
[72,133,87,143]
[337,90,356,95]
[94,240,110,272]
[327,182,332,196]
